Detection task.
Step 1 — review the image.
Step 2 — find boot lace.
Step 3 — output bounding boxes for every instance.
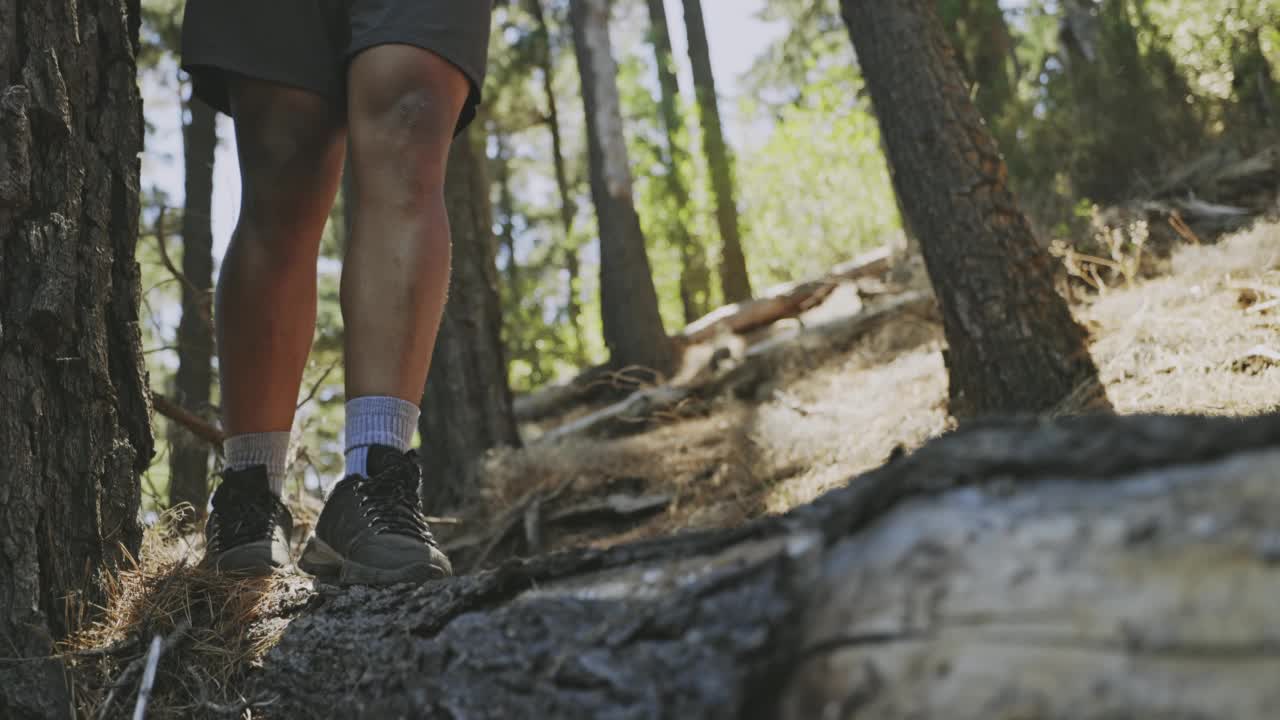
[355,454,437,544]
[208,487,279,554]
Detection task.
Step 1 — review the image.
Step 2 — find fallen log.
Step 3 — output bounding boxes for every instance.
[514,249,895,425]
[535,292,935,444]
[250,412,1280,718]
[679,246,893,345]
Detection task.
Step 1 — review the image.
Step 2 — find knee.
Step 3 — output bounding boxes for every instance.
[232,88,344,228]
[350,51,470,194]
[361,87,456,171]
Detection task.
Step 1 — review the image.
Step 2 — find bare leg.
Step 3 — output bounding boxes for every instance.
[217,81,346,434]
[343,45,470,402]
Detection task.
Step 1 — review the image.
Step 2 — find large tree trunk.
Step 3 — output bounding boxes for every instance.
[254,413,1280,718]
[646,0,710,324]
[168,95,217,522]
[841,0,1109,418]
[0,0,151,716]
[682,0,752,305]
[570,0,676,376]
[419,127,521,512]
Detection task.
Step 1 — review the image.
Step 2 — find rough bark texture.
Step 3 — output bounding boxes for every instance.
[168,95,217,521]
[419,128,521,512]
[682,0,752,305]
[647,0,710,323]
[570,0,676,377]
[0,0,151,717]
[841,0,1109,418]
[253,412,1280,718]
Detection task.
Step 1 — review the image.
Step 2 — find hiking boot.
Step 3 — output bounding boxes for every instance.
[200,466,293,574]
[298,445,452,585]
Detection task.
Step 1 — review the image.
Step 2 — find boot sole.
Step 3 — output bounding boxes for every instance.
[298,536,450,586]
[200,540,287,576]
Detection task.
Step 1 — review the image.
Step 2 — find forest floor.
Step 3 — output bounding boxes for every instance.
[423,219,1280,572]
[67,220,1280,717]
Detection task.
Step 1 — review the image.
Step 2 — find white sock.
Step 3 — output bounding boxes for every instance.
[223,432,291,495]
[344,396,420,478]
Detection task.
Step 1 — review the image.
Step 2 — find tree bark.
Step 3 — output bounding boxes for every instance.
[419,127,521,512]
[0,0,151,716]
[646,0,710,323]
[682,0,752,305]
[841,0,1109,417]
[570,0,676,377]
[168,94,217,522]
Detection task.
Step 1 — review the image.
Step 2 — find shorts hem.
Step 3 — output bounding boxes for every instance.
[182,58,342,117]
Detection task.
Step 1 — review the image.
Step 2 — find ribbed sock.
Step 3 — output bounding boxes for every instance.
[344,396,420,478]
[223,432,291,496]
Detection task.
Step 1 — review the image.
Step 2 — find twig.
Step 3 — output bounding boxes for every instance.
[95,622,190,720]
[296,358,341,410]
[131,635,163,720]
[152,392,225,452]
[153,207,214,329]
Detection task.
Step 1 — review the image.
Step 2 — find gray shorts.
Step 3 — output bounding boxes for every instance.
[180,0,492,132]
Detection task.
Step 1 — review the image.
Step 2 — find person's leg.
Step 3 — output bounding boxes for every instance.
[340,45,469,475]
[216,79,346,492]
[201,79,345,574]
[296,45,468,585]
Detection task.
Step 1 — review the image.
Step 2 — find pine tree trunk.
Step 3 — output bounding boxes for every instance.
[168,95,217,522]
[570,0,676,376]
[419,127,521,512]
[681,0,752,304]
[646,0,710,323]
[527,0,587,360]
[840,0,1109,418]
[0,0,151,715]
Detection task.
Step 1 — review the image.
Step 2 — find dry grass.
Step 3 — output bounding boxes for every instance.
[456,221,1280,560]
[63,511,309,719]
[1086,221,1280,415]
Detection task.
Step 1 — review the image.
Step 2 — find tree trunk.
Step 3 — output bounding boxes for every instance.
[527,0,587,361]
[840,0,1109,418]
[419,127,521,512]
[255,413,1280,718]
[570,0,676,376]
[0,0,151,716]
[494,131,519,295]
[168,95,217,522]
[682,0,752,304]
[646,0,710,323]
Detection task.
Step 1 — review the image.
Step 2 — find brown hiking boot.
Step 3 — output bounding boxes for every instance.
[200,466,293,574]
[298,445,452,585]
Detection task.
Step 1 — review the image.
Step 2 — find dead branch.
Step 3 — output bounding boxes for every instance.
[537,292,936,444]
[514,248,896,425]
[153,207,213,330]
[152,393,225,452]
[679,246,892,345]
[296,358,341,411]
